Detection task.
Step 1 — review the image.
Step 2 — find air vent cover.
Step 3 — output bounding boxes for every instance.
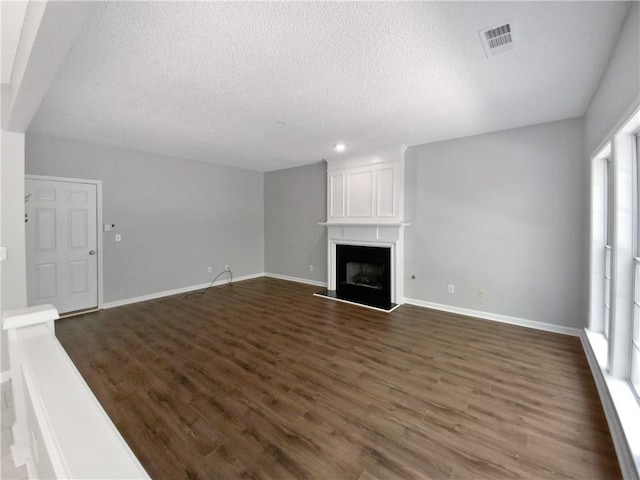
[480,22,514,58]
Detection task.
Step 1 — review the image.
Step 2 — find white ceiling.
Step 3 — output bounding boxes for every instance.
[1,0,29,85]
[27,1,630,172]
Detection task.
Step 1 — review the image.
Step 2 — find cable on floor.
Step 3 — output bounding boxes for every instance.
[184,268,233,299]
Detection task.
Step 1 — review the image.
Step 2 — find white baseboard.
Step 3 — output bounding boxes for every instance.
[104,278,579,338]
[103,273,264,309]
[1,370,10,383]
[264,272,327,288]
[403,297,581,337]
[580,330,639,480]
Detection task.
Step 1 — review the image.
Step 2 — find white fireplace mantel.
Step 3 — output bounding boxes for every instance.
[322,146,407,307]
[321,222,409,305]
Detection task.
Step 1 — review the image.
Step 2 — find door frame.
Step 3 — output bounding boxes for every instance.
[25,174,104,310]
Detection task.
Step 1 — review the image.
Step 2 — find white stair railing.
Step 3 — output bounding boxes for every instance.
[3,305,149,479]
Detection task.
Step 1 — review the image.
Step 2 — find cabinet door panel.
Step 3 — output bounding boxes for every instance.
[377,167,395,217]
[347,170,374,217]
[329,174,345,219]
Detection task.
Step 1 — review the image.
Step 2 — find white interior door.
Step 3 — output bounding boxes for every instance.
[26,178,98,314]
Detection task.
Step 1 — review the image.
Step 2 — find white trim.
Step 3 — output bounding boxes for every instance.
[264,272,327,288]
[1,370,10,383]
[319,222,410,227]
[96,181,104,309]
[25,174,104,310]
[3,304,58,330]
[24,174,98,186]
[403,297,581,337]
[329,238,396,294]
[326,225,405,305]
[589,144,611,334]
[103,273,263,309]
[581,330,639,480]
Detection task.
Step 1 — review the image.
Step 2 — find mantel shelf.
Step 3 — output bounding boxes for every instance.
[318,222,410,228]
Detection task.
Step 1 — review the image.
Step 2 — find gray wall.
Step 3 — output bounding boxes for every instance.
[26,133,264,304]
[404,118,587,329]
[584,1,640,156]
[264,162,327,284]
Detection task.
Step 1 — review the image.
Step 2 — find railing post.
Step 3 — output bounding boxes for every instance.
[2,304,59,470]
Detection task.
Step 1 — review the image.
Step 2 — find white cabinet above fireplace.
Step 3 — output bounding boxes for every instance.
[326,146,406,224]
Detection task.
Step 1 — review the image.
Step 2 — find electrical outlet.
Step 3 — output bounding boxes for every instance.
[309,264,314,273]
[448,284,455,294]
[478,288,486,298]
[225,264,230,271]
[115,234,122,242]
[208,267,213,273]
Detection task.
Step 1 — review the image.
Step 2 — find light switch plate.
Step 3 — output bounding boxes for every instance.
[115,234,122,242]
[0,246,6,261]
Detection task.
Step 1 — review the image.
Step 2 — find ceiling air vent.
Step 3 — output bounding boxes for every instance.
[480,22,514,58]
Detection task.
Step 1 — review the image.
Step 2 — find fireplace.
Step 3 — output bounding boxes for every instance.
[314,224,405,312]
[317,146,407,312]
[336,245,391,309]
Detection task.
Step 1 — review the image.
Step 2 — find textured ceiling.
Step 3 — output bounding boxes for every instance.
[28,1,629,172]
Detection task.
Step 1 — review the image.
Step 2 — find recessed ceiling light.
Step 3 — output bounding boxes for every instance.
[333,143,346,152]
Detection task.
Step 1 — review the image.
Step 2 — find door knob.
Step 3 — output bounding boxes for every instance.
[89,250,96,255]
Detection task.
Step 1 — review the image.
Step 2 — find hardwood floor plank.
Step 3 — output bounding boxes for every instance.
[54,277,621,479]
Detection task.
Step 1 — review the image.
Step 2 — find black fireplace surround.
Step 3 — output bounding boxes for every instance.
[336,244,392,309]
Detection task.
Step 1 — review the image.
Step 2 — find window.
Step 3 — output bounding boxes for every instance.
[588,106,640,478]
[589,106,640,389]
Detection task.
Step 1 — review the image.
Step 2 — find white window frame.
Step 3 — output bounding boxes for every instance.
[632,133,640,398]
[604,158,613,339]
[632,256,640,397]
[587,104,640,480]
[589,143,612,337]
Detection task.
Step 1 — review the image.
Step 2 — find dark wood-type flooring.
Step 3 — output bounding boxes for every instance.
[56,277,620,479]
